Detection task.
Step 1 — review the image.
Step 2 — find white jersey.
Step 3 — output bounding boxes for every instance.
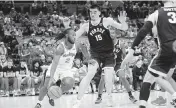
[46,42,77,81]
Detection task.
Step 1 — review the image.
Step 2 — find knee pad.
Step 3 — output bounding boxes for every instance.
[61,77,75,92]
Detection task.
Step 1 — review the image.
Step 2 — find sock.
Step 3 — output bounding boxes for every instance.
[139,82,151,101]
[128,91,132,97]
[98,94,102,98]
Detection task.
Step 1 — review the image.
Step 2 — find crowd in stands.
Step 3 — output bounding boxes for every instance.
[0,1,163,97]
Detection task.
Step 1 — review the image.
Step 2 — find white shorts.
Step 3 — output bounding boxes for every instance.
[45,65,74,82]
[53,69,74,83]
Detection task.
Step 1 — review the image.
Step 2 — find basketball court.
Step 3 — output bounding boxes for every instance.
[0,91,174,108]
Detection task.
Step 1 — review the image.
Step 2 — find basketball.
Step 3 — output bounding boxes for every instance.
[61,77,75,92]
[48,86,62,100]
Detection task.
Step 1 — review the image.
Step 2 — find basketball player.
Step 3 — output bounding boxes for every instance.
[47,27,77,97]
[34,28,76,108]
[73,4,128,107]
[121,1,176,108]
[95,40,137,104]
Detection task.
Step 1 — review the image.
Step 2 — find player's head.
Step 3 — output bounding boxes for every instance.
[163,0,176,6]
[64,28,76,44]
[89,4,101,20]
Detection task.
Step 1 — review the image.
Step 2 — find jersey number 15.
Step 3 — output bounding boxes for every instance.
[95,34,102,41]
[168,12,176,23]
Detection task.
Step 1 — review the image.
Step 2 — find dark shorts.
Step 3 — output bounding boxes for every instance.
[114,62,121,72]
[148,49,176,77]
[90,50,115,68]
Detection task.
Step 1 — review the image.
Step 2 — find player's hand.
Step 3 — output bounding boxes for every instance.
[118,11,127,23]
[120,48,134,69]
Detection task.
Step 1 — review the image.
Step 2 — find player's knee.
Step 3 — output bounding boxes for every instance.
[61,77,75,92]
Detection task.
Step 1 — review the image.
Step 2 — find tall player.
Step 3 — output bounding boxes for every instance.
[121,1,176,108]
[34,28,77,108]
[73,4,128,107]
[95,40,137,104]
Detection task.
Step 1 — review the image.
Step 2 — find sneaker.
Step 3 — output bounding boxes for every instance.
[151,96,166,106]
[4,91,9,97]
[139,105,146,108]
[0,90,5,96]
[129,95,137,103]
[95,97,102,104]
[13,90,19,97]
[35,103,42,108]
[49,98,55,106]
[72,100,81,108]
[106,94,114,107]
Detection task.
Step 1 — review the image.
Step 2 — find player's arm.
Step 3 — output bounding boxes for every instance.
[106,11,128,31]
[50,44,64,80]
[131,10,158,50]
[75,23,87,39]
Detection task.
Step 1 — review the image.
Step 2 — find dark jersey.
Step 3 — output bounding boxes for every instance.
[3,66,16,77]
[87,18,113,53]
[16,66,27,75]
[156,7,176,54]
[30,67,42,77]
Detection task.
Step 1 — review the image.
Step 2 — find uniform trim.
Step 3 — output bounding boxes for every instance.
[148,54,167,77]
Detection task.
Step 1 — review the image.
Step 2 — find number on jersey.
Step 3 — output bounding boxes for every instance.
[167,12,176,23]
[95,34,102,41]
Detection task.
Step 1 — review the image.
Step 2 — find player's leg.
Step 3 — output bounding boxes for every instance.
[95,74,105,104]
[103,52,116,107]
[4,77,9,96]
[73,59,99,108]
[117,69,137,103]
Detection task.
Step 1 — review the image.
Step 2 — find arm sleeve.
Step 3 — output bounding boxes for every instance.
[131,21,153,49]
[131,10,158,49]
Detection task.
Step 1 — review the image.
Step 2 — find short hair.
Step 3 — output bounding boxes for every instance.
[90,4,101,11]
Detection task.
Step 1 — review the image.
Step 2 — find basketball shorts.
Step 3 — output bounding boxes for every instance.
[148,52,176,78]
[114,62,121,72]
[90,50,115,68]
[53,69,74,83]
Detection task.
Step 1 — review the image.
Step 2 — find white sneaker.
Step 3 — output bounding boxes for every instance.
[106,94,114,107]
[72,100,81,108]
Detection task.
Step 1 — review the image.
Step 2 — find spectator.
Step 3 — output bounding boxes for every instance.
[0,63,4,95]
[30,60,43,96]
[3,59,18,96]
[132,55,144,91]
[16,60,31,96]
